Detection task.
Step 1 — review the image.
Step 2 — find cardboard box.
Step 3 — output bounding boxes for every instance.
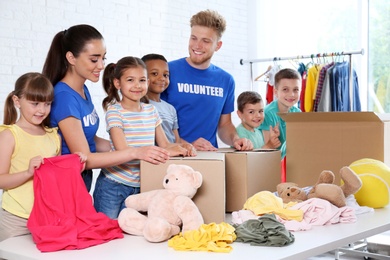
[140,151,225,224]
[219,148,282,212]
[280,112,390,187]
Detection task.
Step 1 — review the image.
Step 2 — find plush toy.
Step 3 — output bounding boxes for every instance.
[349,158,390,208]
[276,166,362,207]
[117,164,204,243]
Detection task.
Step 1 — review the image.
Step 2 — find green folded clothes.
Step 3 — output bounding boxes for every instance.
[233,213,295,247]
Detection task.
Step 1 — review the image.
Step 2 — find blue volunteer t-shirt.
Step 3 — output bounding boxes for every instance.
[161,58,235,147]
[50,82,99,154]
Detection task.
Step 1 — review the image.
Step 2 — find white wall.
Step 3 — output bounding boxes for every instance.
[0,0,251,141]
[0,0,254,196]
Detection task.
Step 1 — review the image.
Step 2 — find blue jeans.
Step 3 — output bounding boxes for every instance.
[93,171,140,219]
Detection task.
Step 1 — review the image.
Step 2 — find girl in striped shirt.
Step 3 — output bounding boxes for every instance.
[93,56,196,219]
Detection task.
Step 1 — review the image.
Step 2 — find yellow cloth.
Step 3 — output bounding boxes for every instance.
[243,191,303,221]
[168,222,236,253]
[304,65,321,112]
[0,125,60,218]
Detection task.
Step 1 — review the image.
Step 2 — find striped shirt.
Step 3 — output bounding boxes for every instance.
[101,102,162,187]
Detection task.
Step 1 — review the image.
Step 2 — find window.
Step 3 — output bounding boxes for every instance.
[368,0,390,112]
[254,0,365,109]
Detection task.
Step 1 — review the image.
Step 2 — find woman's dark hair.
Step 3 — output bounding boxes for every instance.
[4,72,53,128]
[42,24,103,86]
[102,56,148,111]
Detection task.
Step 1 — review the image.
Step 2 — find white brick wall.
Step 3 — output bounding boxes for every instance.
[0,0,252,140]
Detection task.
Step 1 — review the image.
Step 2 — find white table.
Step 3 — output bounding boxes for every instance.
[0,208,389,260]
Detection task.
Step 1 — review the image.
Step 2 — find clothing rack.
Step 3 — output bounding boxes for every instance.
[240,49,364,111]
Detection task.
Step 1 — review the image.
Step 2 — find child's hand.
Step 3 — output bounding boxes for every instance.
[234,138,253,151]
[74,152,87,171]
[267,124,281,149]
[135,146,170,164]
[27,156,44,177]
[74,152,87,163]
[165,143,190,157]
[270,123,280,137]
[269,136,281,149]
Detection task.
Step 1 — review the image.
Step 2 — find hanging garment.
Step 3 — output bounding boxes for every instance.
[299,70,307,112]
[265,82,274,104]
[313,62,334,111]
[304,65,321,112]
[317,63,335,111]
[351,69,362,111]
[267,65,281,87]
[27,154,123,252]
[331,62,349,111]
[330,62,361,111]
[265,64,281,105]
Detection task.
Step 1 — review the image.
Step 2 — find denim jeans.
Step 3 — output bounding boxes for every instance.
[93,171,140,219]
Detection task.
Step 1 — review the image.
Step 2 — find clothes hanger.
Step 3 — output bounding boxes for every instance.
[254,64,272,81]
[305,54,315,70]
[288,59,299,69]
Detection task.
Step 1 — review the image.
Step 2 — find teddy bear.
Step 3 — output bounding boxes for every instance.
[276,166,362,207]
[117,164,204,243]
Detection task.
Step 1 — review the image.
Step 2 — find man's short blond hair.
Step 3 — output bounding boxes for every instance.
[190,9,226,39]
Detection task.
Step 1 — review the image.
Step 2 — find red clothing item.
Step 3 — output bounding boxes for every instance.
[266,82,274,104]
[27,154,123,252]
[299,71,307,112]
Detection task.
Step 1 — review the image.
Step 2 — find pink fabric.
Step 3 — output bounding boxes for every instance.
[277,198,357,231]
[231,210,259,225]
[27,154,123,252]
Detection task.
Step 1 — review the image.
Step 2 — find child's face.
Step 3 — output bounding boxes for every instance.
[237,101,264,130]
[274,78,301,109]
[13,96,51,126]
[114,66,148,103]
[145,59,170,94]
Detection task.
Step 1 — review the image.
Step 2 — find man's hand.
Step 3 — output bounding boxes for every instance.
[180,143,197,156]
[192,137,218,151]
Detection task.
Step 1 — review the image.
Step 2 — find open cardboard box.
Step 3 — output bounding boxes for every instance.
[140,151,225,224]
[218,148,281,212]
[280,112,390,187]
